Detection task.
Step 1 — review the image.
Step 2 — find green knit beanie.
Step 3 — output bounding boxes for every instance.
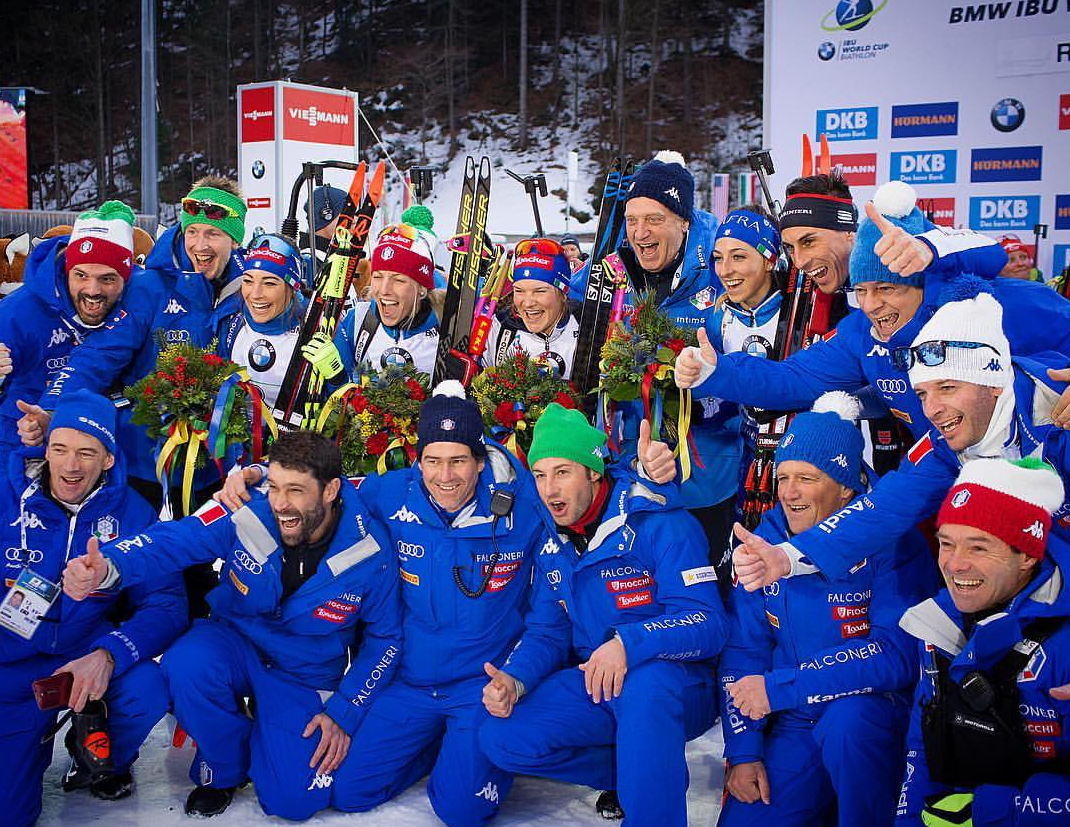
[528,403,607,475]
[180,186,247,243]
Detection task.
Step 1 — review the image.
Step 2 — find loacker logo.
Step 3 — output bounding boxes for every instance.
[616,590,653,610]
[282,88,355,146]
[841,619,870,638]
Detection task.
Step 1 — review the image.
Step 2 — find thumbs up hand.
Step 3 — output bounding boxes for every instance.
[675,327,718,390]
[482,662,520,718]
[865,201,933,277]
[63,536,110,600]
[637,418,677,484]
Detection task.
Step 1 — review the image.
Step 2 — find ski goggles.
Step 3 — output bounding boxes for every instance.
[181,198,241,221]
[379,222,419,242]
[891,339,1000,372]
[514,238,564,258]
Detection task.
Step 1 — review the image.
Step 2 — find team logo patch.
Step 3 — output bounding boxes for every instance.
[93,516,118,542]
[400,568,420,586]
[228,569,249,595]
[314,606,347,623]
[906,434,933,465]
[1018,644,1047,682]
[681,566,717,586]
[197,503,228,526]
[615,590,652,610]
[441,418,455,431]
[690,287,715,311]
[951,488,970,508]
[79,240,93,254]
[482,559,523,592]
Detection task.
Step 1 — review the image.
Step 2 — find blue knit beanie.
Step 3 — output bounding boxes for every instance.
[417,381,487,459]
[849,181,929,288]
[625,151,695,221]
[776,392,864,492]
[305,185,349,232]
[47,390,117,455]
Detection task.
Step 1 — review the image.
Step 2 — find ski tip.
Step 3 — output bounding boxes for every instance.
[818,133,831,176]
[368,160,386,200]
[801,134,813,177]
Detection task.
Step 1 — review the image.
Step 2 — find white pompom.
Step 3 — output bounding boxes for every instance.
[811,391,862,423]
[432,379,467,399]
[653,150,687,168]
[872,180,917,219]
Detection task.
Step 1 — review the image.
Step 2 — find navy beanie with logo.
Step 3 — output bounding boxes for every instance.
[47,389,117,455]
[417,381,487,459]
[625,150,695,221]
[776,391,864,493]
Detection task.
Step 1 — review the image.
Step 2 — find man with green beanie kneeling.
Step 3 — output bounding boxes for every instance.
[478,403,727,827]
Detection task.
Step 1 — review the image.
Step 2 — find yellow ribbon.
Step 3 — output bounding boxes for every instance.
[314,383,362,434]
[236,367,279,446]
[674,389,693,483]
[375,434,418,475]
[155,419,209,516]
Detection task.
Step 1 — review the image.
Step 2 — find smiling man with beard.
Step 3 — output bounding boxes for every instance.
[60,431,402,821]
[0,202,136,456]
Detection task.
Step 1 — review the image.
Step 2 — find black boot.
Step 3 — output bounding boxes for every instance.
[68,700,115,780]
[90,771,135,800]
[185,785,237,817]
[596,789,625,820]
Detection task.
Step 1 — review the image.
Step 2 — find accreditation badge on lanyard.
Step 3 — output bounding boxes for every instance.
[0,567,60,639]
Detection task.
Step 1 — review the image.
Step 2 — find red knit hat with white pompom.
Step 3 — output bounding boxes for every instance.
[936,457,1065,559]
[64,201,137,281]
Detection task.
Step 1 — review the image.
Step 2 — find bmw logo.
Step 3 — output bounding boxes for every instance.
[818,41,836,61]
[742,334,773,359]
[381,346,414,368]
[252,159,265,179]
[248,338,276,371]
[990,97,1025,132]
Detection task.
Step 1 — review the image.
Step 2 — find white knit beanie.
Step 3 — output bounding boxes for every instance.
[908,293,1010,389]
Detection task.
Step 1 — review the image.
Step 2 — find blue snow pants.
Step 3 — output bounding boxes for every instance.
[478,660,717,827]
[717,694,910,827]
[0,654,168,827]
[332,674,513,827]
[161,618,367,821]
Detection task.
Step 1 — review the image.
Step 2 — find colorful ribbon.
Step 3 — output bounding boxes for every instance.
[155,418,209,516]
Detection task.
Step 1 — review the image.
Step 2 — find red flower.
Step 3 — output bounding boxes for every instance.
[350,394,369,414]
[405,379,426,401]
[202,353,225,367]
[366,431,389,455]
[553,392,576,409]
[172,389,182,399]
[494,401,521,428]
[665,338,686,356]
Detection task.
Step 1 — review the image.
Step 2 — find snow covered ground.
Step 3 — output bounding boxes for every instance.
[39,717,726,825]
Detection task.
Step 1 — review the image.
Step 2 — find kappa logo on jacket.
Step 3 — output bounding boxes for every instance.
[10,512,46,530]
[389,505,422,524]
[1023,520,1045,539]
[164,298,186,315]
[307,774,333,791]
[48,328,69,348]
[476,781,499,803]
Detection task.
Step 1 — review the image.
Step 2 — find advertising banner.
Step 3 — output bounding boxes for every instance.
[0,88,28,210]
[764,0,1070,277]
[237,82,359,243]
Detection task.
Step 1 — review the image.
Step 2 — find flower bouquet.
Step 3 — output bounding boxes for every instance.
[127,339,273,513]
[470,351,582,461]
[598,289,698,475]
[316,364,429,476]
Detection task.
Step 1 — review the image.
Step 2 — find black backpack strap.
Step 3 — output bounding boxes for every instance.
[353,306,382,365]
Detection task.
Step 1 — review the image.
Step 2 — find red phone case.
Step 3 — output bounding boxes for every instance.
[32,671,74,710]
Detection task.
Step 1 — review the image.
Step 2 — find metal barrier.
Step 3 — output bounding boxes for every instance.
[0,208,159,238]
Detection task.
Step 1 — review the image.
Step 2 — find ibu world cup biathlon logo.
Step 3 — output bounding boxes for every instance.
[822,0,887,32]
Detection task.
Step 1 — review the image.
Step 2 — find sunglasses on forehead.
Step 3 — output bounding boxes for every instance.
[514,238,563,257]
[891,339,1001,372]
[181,197,239,221]
[380,223,419,241]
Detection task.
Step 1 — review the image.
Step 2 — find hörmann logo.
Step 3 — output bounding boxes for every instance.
[890,102,959,138]
[970,146,1043,183]
[830,152,877,185]
[816,107,878,141]
[1055,194,1070,231]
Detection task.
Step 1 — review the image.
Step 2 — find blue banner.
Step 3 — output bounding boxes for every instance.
[969,195,1040,231]
[890,101,959,138]
[889,150,956,184]
[816,106,879,141]
[970,146,1043,183]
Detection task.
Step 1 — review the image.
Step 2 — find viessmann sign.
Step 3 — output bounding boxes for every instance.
[282,87,355,145]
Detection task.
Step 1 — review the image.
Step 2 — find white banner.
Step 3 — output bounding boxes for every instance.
[764,0,1070,278]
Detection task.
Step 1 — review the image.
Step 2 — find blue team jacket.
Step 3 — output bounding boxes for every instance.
[501,465,728,695]
[100,481,401,734]
[0,236,135,451]
[0,445,186,675]
[789,355,1070,579]
[693,269,1070,444]
[896,538,1070,826]
[354,443,555,689]
[41,225,245,483]
[719,504,937,764]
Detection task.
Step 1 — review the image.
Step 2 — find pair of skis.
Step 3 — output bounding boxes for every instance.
[434,156,494,386]
[571,158,636,399]
[272,160,386,430]
[741,135,837,528]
